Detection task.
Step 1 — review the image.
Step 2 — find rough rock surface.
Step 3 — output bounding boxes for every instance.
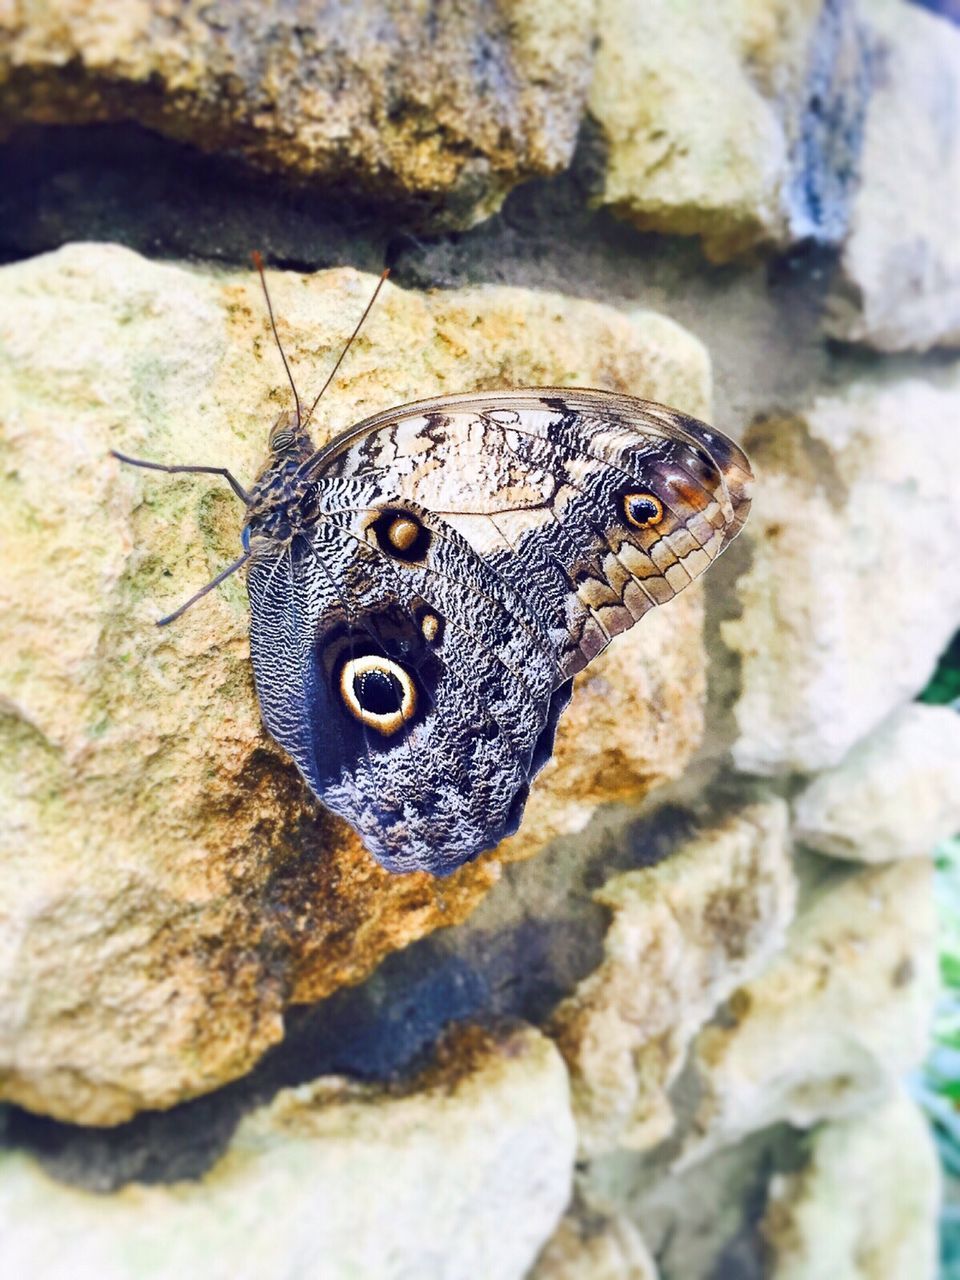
[723,370,960,774]
[794,703,960,863]
[589,0,867,260]
[530,1210,659,1280]
[0,0,594,227]
[826,0,960,350]
[680,858,938,1166]
[0,1026,576,1280]
[551,802,795,1157]
[579,1125,796,1280]
[763,1088,941,1280]
[0,243,711,1125]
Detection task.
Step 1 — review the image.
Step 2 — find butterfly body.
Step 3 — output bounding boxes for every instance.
[240,389,752,876]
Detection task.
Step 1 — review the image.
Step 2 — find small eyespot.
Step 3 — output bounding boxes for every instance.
[624,492,664,529]
[339,655,416,735]
[420,613,441,643]
[387,517,419,552]
[370,508,432,563]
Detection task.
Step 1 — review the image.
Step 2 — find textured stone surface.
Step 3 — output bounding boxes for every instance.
[589,0,867,261]
[0,243,710,1125]
[0,1026,576,1280]
[826,0,960,350]
[763,1088,940,1280]
[0,0,594,228]
[680,857,938,1166]
[581,1125,796,1280]
[530,1211,658,1280]
[551,802,795,1157]
[794,703,960,862]
[724,370,960,774]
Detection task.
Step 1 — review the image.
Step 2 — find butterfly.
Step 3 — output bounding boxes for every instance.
[115,256,752,877]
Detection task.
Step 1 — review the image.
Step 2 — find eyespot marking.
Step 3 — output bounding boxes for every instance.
[339,654,416,735]
[420,613,441,642]
[624,492,663,529]
[391,517,420,551]
[371,508,432,563]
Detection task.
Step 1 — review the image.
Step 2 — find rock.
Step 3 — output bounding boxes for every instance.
[724,370,960,774]
[0,1025,576,1280]
[530,1210,659,1280]
[680,858,938,1167]
[0,0,594,228]
[588,0,868,261]
[550,802,795,1157]
[826,0,960,351]
[580,1125,796,1280]
[0,243,711,1124]
[763,1088,940,1280]
[793,703,960,862]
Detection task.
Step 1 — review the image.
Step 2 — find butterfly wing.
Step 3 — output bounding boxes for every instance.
[247,389,752,875]
[310,389,752,679]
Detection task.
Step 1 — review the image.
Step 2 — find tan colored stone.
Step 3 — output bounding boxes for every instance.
[530,1211,659,1280]
[0,1025,576,1280]
[680,859,938,1167]
[763,1088,940,1280]
[826,0,960,351]
[550,802,795,1157]
[0,0,594,227]
[794,703,960,863]
[724,370,960,775]
[0,243,711,1124]
[589,0,866,261]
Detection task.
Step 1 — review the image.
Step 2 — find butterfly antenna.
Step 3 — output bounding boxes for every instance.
[304,268,390,425]
[252,251,303,429]
[155,551,251,626]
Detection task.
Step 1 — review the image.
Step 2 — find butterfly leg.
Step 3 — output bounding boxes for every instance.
[111,451,251,505]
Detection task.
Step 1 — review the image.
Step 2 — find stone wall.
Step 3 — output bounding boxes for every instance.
[1,1,958,1276]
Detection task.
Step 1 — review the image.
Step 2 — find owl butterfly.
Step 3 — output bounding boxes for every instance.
[115,257,752,877]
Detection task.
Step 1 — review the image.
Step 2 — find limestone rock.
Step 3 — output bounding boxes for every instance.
[585,1128,794,1280]
[0,244,711,1124]
[589,0,867,261]
[724,370,960,775]
[550,802,795,1158]
[0,0,594,227]
[680,858,938,1167]
[530,1211,659,1280]
[794,703,960,862]
[0,1025,576,1280]
[763,1088,940,1280]
[826,0,960,351]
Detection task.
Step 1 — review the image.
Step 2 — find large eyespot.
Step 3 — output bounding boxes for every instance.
[623,492,664,529]
[370,508,432,563]
[339,654,417,735]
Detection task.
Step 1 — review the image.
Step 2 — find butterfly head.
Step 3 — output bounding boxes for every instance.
[243,417,322,553]
[267,410,315,466]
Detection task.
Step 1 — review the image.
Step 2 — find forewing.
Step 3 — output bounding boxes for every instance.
[311,388,753,679]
